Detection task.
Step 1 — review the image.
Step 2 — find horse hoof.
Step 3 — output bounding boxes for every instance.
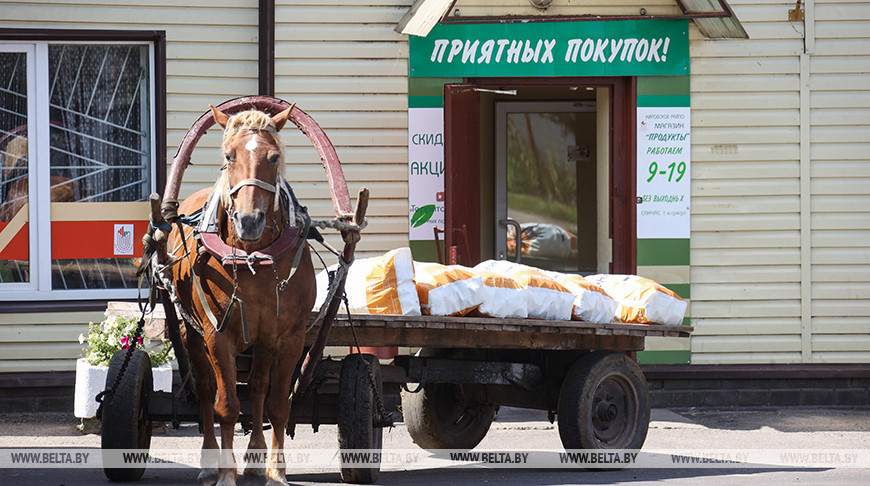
[243,464,267,478]
[216,476,237,486]
[197,468,218,486]
[265,468,288,486]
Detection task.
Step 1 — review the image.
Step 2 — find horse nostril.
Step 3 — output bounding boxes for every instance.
[232,210,267,240]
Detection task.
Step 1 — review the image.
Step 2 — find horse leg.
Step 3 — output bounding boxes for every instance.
[243,348,274,478]
[264,336,304,486]
[207,343,241,486]
[183,330,220,486]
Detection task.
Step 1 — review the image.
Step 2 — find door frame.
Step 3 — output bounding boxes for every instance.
[444,76,637,274]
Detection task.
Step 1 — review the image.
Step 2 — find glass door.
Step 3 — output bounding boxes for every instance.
[494,100,601,274]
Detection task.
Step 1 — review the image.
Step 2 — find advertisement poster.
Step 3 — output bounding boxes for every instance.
[636,107,691,239]
[408,107,445,240]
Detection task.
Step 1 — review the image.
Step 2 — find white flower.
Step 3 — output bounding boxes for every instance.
[79,314,174,368]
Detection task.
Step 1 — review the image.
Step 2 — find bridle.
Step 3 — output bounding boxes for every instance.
[227,177,279,198]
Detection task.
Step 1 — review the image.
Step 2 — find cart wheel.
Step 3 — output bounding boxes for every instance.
[101,349,153,482]
[401,383,496,451]
[338,353,383,484]
[557,350,650,452]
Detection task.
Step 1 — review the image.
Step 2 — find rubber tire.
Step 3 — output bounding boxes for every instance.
[558,351,650,454]
[101,349,153,482]
[401,383,496,451]
[338,354,383,484]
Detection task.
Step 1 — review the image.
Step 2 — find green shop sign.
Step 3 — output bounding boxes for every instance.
[410,19,689,78]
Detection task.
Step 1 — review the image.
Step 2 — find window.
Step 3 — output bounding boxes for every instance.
[0,37,160,301]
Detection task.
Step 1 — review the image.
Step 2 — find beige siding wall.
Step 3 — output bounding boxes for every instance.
[809,0,870,363]
[273,1,411,260]
[0,311,105,372]
[689,0,870,364]
[452,0,680,18]
[0,0,260,372]
[2,1,868,373]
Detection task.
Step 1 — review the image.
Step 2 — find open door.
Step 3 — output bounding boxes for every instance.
[443,83,481,265]
[443,78,636,274]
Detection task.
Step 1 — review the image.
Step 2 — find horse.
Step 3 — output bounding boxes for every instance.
[0,135,77,221]
[164,105,316,486]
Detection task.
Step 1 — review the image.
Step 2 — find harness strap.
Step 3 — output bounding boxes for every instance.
[228,177,277,196]
[193,268,220,330]
[285,212,311,282]
[179,221,220,331]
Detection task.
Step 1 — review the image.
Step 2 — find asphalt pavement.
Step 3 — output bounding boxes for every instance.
[1,406,869,485]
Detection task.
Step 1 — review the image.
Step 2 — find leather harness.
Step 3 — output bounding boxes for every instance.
[183,176,311,343]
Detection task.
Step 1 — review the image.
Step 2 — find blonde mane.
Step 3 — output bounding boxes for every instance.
[217,110,287,211]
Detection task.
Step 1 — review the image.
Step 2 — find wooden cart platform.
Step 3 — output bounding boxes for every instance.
[107,301,691,353]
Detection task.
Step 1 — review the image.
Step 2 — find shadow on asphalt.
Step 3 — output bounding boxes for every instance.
[5,463,835,486]
[671,407,870,433]
[284,465,829,486]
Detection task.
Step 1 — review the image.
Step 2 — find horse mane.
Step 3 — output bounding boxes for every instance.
[216,110,286,211]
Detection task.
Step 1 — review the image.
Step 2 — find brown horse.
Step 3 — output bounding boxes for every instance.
[0,135,77,221]
[165,106,315,486]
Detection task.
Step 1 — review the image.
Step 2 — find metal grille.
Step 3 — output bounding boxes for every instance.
[48,44,152,290]
[48,44,151,204]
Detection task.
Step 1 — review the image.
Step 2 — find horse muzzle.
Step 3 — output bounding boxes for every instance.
[232,209,267,242]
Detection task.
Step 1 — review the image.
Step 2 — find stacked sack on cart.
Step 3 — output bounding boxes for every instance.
[314,247,687,326]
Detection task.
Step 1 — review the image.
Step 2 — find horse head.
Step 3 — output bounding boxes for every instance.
[210,104,292,244]
[1,135,27,173]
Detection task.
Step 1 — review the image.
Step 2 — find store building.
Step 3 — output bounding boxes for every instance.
[1,1,868,409]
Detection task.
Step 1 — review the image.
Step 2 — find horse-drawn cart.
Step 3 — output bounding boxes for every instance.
[95,95,691,484]
[101,303,691,483]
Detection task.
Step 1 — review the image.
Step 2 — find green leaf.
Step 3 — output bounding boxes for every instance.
[411,204,436,228]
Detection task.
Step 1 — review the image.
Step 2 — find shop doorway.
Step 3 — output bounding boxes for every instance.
[494,100,602,273]
[443,78,636,274]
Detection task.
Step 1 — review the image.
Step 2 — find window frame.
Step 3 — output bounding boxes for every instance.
[0,43,38,292]
[0,29,166,309]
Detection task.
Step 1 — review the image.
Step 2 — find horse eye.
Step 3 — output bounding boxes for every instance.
[224,152,234,163]
[269,153,280,164]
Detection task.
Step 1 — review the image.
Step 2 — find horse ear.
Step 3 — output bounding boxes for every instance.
[210,104,230,129]
[271,107,293,132]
